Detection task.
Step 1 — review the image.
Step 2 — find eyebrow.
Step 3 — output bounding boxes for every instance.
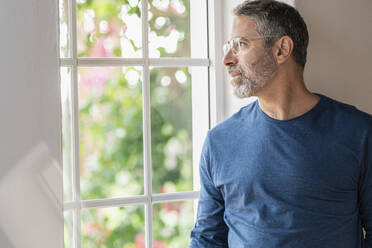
[231,36,258,42]
[239,37,251,42]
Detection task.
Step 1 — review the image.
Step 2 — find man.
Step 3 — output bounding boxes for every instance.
[189,0,372,247]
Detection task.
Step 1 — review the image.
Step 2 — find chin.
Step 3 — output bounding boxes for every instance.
[233,85,254,98]
[230,77,242,87]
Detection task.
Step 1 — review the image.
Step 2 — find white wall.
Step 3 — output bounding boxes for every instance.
[297,0,372,113]
[222,0,372,119]
[0,0,63,248]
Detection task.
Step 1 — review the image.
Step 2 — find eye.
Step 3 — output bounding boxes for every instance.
[239,41,246,46]
[238,40,249,48]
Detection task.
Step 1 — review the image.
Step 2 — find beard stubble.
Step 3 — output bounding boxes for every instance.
[228,49,278,98]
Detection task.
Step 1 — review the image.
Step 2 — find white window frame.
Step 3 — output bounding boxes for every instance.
[60,0,224,247]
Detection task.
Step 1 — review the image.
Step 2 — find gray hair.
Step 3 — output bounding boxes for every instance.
[233,0,309,69]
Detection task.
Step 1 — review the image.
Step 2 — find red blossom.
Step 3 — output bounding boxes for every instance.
[84,221,99,235]
[135,234,168,248]
[89,36,114,57]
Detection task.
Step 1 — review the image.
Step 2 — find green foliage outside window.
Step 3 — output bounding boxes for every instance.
[63,0,196,247]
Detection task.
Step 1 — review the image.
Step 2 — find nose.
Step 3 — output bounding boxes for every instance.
[222,49,238,67]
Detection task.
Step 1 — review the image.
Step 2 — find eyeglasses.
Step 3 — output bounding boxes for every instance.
[223,36,279,56]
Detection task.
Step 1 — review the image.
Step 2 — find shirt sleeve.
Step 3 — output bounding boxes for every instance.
[359,130,372,247]
[189,131,229,248]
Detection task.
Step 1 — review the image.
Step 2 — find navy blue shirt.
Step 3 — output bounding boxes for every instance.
[189,93,372,247]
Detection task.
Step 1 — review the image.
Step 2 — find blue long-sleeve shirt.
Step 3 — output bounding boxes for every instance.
[189,93,372,247]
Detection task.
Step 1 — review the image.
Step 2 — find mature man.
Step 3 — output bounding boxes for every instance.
[189,0,372,247]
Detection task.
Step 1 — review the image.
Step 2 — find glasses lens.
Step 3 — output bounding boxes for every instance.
[232,38,239,55]
[223,38,241,55]
[223,43,229,55]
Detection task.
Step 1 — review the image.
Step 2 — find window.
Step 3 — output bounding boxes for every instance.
[59,0,223,247]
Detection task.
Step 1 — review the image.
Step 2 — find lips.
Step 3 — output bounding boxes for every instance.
[230,72,241,77]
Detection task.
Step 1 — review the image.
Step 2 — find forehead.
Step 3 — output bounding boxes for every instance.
[230,15,259,39]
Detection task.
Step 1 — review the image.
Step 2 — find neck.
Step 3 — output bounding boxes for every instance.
[255,67,321,121]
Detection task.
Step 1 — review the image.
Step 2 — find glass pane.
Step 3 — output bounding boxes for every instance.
[79,67,143,200]
[59,0,71,58]
[150,67,192,193]
[77,0,142,58]
[61,67,74,202]
[64,211,75,248]
[148,0,190,58]
[153,200,194,247]
[81,205,145,248]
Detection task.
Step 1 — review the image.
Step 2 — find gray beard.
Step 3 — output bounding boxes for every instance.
[230,49,278,98]
[231,73,265,98]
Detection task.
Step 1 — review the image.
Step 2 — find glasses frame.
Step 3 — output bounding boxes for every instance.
[223,36,279,56]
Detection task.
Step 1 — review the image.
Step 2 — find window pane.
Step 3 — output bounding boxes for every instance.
[148,0,190,58]
[79,67,143,200]
[150,67,193,193]
[153,200,194,247]
[61,67,74,202]
[76,0,142,58]
[81,205,145,248]
[64,211,76,248]
[60,0,71,58]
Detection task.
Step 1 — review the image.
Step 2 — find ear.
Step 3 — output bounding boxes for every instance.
[273,36,294,65]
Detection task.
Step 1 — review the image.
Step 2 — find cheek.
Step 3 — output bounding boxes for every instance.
[238,52,259,73]
[238,59,254,75]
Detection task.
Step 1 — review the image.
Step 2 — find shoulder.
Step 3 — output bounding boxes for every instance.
[210,101,256,136]
[324,95,372,130]
[322,95,372,154]
[208,100,257,142]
